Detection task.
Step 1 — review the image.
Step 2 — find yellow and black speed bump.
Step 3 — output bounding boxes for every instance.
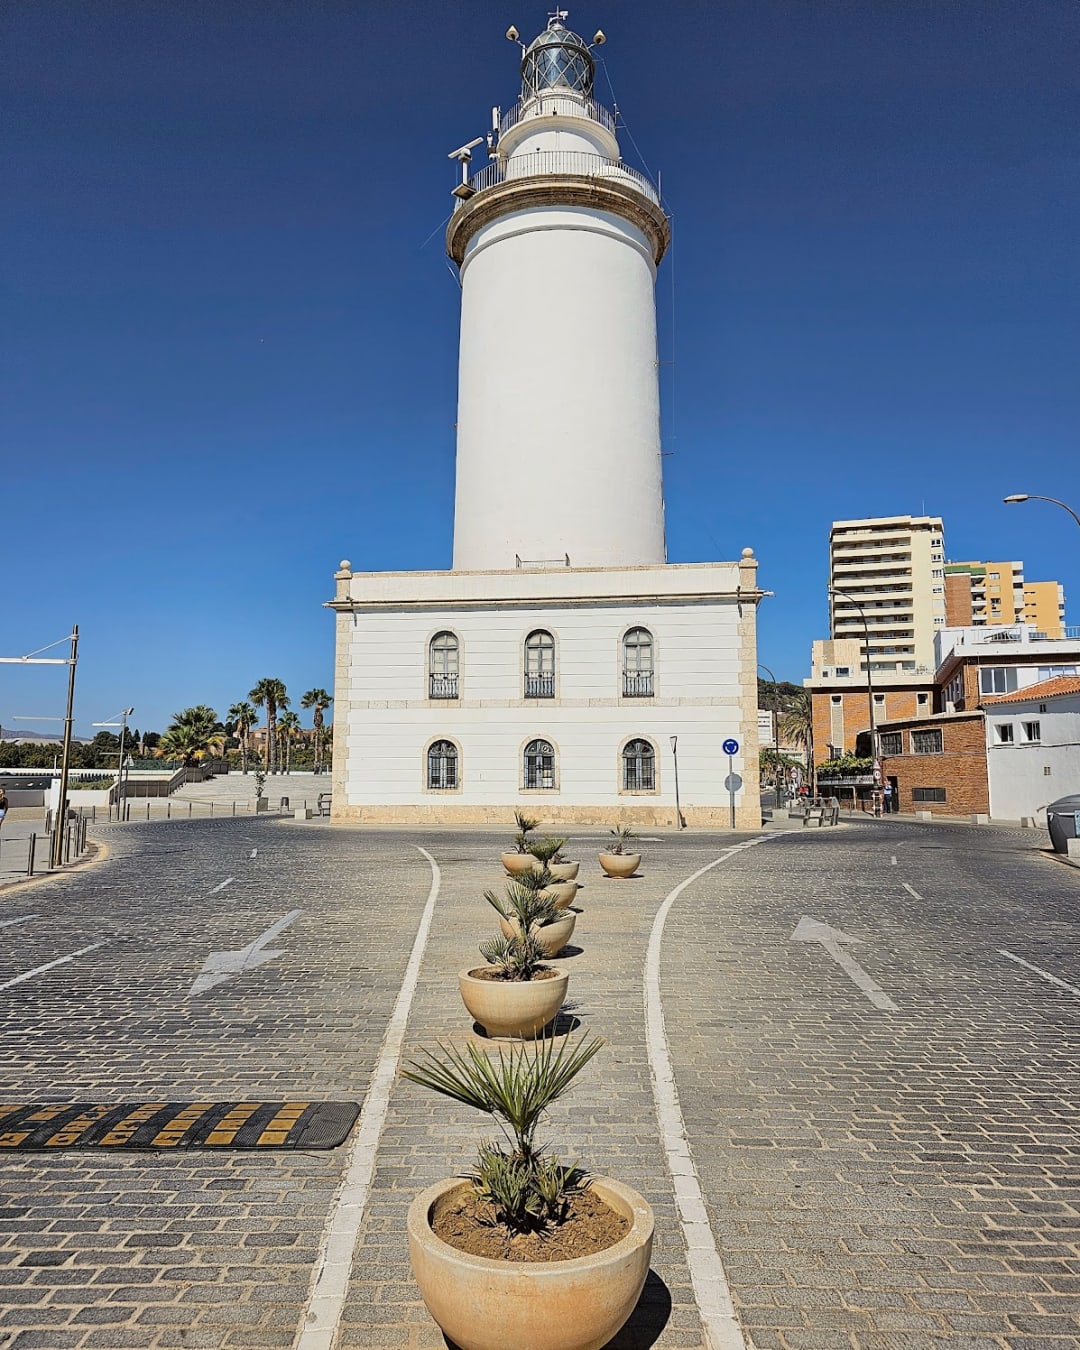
[0,1101,360,1150]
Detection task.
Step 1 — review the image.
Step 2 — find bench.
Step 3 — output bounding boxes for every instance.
[317,792,332,817]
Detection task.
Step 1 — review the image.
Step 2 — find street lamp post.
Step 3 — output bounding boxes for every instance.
[669,735,685,829]
[1004,493,1080,530]
[757,662,784,804]
[828,588,879,812]
[92,708,134,821]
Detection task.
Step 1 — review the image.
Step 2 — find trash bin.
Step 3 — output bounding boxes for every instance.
[1046,795,1080,854]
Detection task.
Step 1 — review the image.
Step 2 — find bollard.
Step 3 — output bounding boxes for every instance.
[211,802,214,817]
[232,801,236,817]
[146,802,151,821]
[167,801,171,819]
[189,802,192,818]
[27,834,36,877]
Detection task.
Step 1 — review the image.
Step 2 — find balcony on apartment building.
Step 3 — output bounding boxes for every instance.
[935,623,1080,667]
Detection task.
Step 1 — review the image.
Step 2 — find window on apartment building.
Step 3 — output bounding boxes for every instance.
[831,694,842,704]
[1039,704,1047,713]
[932,569,944,578]
[1021,721,1041,743]
[980,668,1019,695]
[933,586,944,594]
[913,787,946,802]
[880,732,902,756]
[1044,766,1052,776]
[994,723,1014,744]
[1038,666,1077,680]
[911,729,943,754]
[917,693,930,706]
[835,666,850,678]
[988,572,999,580]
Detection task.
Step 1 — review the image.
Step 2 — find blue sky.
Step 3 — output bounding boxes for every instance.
[4,0,1078,737]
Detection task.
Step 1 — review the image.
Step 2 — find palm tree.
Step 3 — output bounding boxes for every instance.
[157,706,224,769]
[249,679,289,774]
[779,689,814,793]
[300,688,333,772]
[227,701,259,774]
[277,711,301,774]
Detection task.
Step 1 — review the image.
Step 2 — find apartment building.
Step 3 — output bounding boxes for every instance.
[828,515,947,676]
[944,559,1066,638]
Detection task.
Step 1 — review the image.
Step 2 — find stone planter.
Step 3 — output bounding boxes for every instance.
[548,860,580,881]
[254,798,270,814]
[598,853,641,879]
[540,880,579,909]
[458,966,568,1039]
[499,911,577,957]
[502,852,538,877]
[408,1175,654,1350]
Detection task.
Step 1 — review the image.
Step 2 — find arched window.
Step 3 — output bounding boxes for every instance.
[524,630,555,698]
[622,739,655,792]
[429,632,459,699]
[523,739,555,790]
[427,740,458,790]
[623,628,654,697]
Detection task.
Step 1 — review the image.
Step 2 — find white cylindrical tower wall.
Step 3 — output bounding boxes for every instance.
[452,202,666,572]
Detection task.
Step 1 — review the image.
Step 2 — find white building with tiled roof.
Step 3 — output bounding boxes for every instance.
[982,676,1080,821]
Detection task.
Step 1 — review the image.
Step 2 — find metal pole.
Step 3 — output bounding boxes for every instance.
[51,626,79,868]
[758,663,782,806]
[727,753,736,829]
[829,589,878,810]
[27,833,36,877]
[669,735,684,829]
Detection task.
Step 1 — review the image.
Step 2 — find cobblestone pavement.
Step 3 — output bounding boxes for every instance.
[665,819,1080,1350]
[0,816,1077,1350]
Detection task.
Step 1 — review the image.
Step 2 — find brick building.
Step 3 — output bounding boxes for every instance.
[876,711,988,817]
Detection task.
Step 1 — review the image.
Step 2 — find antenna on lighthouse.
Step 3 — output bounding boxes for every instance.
[448,137,484,200]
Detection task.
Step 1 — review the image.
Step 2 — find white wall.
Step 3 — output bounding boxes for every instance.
[341,594,748,815]
[986,693,1080,819]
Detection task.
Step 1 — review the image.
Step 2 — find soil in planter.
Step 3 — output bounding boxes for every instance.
[467,966,561,983]
[433,1185,630,1262]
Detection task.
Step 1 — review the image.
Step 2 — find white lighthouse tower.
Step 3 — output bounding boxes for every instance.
[328,16,764,829]
[450,17,669,571]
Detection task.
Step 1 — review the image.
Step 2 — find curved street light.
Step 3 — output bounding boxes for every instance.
[1003,494,1080,530]
[757,662,785,802]
[828,588,880,810]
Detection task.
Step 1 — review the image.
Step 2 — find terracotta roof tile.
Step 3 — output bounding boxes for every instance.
[981,675,1080,705]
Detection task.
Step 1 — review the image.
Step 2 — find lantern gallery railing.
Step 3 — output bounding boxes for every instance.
[498,93,617,139]
[459,152,660,209]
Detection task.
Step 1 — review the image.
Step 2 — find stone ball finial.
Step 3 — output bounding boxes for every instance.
[741,547,755,559]
[339,559,352,571]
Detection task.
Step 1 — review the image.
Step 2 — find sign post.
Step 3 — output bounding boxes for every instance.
[722,737,740,830]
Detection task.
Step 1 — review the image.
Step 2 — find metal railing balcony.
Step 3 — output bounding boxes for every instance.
[524,674,555,699]
[623,671,654,697]
[459,151,660,210]
[429,674,458,700]
[499,93,617,139]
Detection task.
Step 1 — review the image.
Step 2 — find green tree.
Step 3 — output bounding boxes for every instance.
[157,706,224,768]
[249,679,288,774]
[779,689,814,789]
[227,701,259,774]
[277,710,301,774]
[300,688,333,772]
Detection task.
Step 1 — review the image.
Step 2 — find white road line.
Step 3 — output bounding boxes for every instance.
[296,846,442,1350]
[0,914,39,930]
[902,882,922,900]
[0,941,109,992]
[646,836,768,1350]
[210,877,234,894]
[999,949,1080,998]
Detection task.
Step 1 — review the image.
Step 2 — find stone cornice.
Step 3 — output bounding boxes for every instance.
[446,176,671,266]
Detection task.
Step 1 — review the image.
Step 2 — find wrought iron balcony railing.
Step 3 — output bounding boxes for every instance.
[623,671,654,697]
[429,674,458,700]
[524,674,555,699]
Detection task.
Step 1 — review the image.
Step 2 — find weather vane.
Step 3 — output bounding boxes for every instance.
[548,7,569,26]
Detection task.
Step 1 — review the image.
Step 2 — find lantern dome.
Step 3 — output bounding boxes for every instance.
[521,19,595,98]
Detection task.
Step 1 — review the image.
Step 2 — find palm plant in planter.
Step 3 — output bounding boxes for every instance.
[403,1034,654,1350]
[460,876,570,1038]
[502,810,541,876]
[598,825,642,878]
[527,832,580,882]
[486,873,577,958]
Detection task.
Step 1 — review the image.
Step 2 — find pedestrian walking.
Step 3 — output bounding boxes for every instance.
[0,786,8,832]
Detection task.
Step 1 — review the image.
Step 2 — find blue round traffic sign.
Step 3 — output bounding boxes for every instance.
[722,738,740,756]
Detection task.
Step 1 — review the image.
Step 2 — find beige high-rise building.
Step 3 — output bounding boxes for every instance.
[828,515,946,675]
[945,561,1066,638]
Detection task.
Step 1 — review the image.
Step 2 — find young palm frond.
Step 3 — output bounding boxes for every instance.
[607,824,637,855]
[402,1032,604,1160]
[526,834,568,864]
[514,810,540,835]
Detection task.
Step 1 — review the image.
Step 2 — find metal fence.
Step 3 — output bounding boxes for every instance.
[0,814,91,879]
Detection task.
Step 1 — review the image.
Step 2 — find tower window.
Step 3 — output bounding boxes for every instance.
[622,738,656,792]
[429,631,459,699]
[523,739,556,790]
[524,630,555,698]
[426,740,458,791]
[622,628,654,697]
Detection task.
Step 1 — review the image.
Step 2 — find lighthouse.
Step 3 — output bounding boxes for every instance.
[450,17,669,571]
[327,17,764,829]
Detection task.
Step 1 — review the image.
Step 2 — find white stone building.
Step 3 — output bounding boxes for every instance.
[327,17,763,827]
[982,676,1080,821]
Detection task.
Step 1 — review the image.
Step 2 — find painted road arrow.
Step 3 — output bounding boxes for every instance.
[791,915,898,1011]
[188,910,303,997]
